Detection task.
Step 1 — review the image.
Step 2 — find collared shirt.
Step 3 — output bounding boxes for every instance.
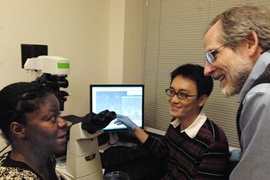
[230,51,270,180]
[143,113,229,180]
[171,111,207,138]
[239,50,270,102]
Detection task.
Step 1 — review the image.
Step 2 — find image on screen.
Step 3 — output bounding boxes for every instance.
[90,84,144,131]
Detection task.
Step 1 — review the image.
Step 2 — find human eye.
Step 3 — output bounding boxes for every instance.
[48,115,56,122]
[48,112,61,123]
[178,92,188,99]
[210,49,218,58]
[168,89,176,96]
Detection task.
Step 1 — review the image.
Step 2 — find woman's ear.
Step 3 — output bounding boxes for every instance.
[10,122,26,139]
[198,94,208,107]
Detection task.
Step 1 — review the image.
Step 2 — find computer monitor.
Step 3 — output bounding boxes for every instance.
[90,84,144,147]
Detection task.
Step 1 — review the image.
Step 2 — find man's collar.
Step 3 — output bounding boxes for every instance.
[171,111,207,138]
[239,51,270,102]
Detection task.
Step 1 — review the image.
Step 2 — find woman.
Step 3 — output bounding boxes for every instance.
[0,82,68,180]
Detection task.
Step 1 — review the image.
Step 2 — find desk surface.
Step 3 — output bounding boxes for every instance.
[104,155,167,180]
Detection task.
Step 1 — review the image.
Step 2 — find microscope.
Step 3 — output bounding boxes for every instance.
[64,110,116,180]
[22,45,114,180]
[21,44,70,111]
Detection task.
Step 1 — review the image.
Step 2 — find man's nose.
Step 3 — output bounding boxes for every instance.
[204,62,215,76]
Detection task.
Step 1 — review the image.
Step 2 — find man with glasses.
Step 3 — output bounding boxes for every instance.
[115,64,229,179]
[203,5,270,180]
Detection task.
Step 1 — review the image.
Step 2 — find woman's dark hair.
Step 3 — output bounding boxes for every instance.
[170,63,213,98]
[0,82,53,142]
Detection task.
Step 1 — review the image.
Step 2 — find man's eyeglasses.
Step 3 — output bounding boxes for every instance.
[165,88,197,100]
[205,45,225,64]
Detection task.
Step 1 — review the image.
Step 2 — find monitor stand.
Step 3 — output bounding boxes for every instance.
[99,132,135,152]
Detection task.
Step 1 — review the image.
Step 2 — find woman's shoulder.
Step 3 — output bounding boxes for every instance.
[0,166,40,180]
[0,152,40,180]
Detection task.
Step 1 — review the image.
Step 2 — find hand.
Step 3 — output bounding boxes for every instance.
[229,149,241,162]
[114,114,137,131]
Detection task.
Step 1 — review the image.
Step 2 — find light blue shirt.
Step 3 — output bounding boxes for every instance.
[230,51,270,180]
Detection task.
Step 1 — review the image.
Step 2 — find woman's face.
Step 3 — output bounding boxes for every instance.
[168,75,203,120]
[25,93,68,155]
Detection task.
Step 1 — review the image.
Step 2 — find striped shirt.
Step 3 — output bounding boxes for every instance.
[144,114,229,180]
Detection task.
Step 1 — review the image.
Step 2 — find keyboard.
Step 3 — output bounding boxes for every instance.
[100,145,151,168]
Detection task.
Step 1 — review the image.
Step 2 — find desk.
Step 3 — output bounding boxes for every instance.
[104,155,167,180]
[56,151,167,180]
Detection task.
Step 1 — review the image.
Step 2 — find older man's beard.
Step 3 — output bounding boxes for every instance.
[221,58,252,97]
[221,71,249,96]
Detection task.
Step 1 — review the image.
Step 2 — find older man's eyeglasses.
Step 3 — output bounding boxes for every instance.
[205,45,226,64]
[165,88,197,100]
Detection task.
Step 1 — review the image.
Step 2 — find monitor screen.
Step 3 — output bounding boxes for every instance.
[90,84,144,131]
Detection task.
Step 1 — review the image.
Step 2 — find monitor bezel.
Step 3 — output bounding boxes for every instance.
[90,84,144,132]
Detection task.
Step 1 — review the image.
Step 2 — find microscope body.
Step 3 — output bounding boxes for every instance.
[23,55,70,111]
[63,122,103,180]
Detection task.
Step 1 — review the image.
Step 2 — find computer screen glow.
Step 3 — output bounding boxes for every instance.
[90,84,144,131]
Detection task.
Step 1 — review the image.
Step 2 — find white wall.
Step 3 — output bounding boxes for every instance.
[0,0,143,148]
